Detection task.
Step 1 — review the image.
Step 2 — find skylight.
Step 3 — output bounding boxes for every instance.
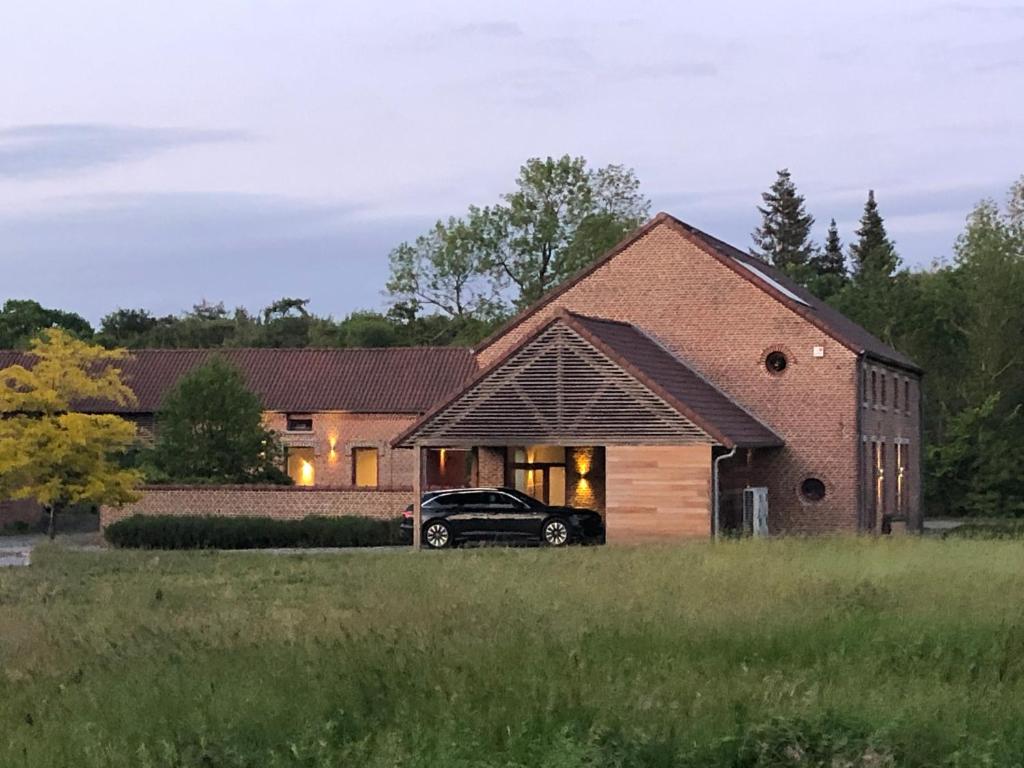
[732,259,810,307]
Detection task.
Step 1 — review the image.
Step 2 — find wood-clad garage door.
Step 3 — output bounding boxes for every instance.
[605,445,712,543]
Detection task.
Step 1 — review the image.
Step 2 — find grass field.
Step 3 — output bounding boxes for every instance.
[3,539,1024,767]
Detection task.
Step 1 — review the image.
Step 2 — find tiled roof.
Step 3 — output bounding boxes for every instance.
[395,311,783,449]
[0,347,477,414]
[475,212,921,373]
[672,219,920,371]
[565,313,783,448]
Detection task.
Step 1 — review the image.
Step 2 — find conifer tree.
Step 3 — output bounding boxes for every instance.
[751,169,816,281]
[807,218,849,300]
[849,190,900,280]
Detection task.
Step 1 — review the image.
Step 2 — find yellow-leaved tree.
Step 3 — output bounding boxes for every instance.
[0,329,142,538]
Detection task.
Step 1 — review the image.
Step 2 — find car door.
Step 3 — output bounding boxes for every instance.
[446,491,491,539]
[492,491,544,538]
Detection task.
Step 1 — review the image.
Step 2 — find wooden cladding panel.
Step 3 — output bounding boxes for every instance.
[605,445,711,543]
[410,324,713,446]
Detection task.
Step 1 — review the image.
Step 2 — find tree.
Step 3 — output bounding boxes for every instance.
[387,216,503,322]
[97,308,165,348]
[0,330,141,538]
[833,191,903,343]
[477,156,649,307]
[806,218,849,300]
[751,169,816,282]
[150,358,290,484]
[849,190,900,280]
[0,299,93,348]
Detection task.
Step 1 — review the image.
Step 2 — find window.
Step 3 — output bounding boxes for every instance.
[286,414,313,432]
[287,447,316,486]
[800,477,826,502]
[353,447,379,487]
[512,445,567,505]
[873,441,886,517]
[765,351,788,374]
[871,371,877,405]
[894,376,900,411]
[880,373,887,407]
[905,379,911,414]
[862,368,869,405]
[896,443,907,516]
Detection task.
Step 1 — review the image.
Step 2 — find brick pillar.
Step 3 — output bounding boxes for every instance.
[477,447,506,486]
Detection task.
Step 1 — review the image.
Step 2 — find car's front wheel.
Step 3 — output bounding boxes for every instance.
[423,520,452,549]
[541,517,570,547]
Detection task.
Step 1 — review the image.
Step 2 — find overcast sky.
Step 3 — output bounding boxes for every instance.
[2,1,1022,324]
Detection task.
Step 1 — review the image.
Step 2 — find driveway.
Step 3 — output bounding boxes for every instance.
[0,536,33,567]
[0,532,103,567]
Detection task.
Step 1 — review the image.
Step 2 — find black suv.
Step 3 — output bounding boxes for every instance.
[400,487,605,548]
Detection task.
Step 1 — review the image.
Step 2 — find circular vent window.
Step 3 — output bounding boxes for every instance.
[765,351,788,374]
[800,478,826,502]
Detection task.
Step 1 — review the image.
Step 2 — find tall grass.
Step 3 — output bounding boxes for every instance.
[2,538,1024,766]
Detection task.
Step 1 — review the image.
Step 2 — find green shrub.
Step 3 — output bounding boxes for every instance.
[104,514,405,549]
[943,520,1024,540]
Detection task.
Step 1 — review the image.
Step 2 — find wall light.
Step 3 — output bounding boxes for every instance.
[328,435,338,462]
[575,448,593,477]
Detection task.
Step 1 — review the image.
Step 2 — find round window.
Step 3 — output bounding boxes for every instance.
[800,478,826,502]
[765,351,788,374]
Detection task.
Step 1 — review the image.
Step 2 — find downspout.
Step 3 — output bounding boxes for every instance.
[712,446,738,539]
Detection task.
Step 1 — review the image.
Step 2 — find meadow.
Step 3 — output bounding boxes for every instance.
[2,538,1024,767]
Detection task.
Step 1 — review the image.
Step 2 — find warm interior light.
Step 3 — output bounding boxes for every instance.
[439,448,447,468]
[300,459,315,486]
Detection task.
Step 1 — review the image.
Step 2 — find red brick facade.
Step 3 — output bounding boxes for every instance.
[474,220,922,533]
[263,412,418,489]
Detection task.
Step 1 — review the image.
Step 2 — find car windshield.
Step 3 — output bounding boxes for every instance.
[501,489,546,509]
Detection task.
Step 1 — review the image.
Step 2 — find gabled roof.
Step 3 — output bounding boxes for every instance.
[475,212,921,373]
[394,310,782,449]
[566,313,783,448]
[0,347,477,414]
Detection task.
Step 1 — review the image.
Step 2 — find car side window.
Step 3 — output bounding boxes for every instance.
[492,492,528,511]
[451,492,488,508]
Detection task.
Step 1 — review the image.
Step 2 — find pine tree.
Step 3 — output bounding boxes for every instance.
[849,190,900,280]
[751,169,816,281]
[833,191,903,343]
[806,218,849,301]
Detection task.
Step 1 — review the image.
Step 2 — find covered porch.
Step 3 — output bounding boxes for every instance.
[394,311,782,546]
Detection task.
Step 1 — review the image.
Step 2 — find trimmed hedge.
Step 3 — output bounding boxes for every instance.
[105,514,406,550]
[943,520,1024,540]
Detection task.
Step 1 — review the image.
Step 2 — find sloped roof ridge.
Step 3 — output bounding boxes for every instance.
[565,311,782,434]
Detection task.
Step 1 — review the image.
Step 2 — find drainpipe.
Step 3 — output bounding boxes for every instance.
[712,447,738,539]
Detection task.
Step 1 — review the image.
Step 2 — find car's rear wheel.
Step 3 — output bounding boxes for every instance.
[423,520,452,549]
[541,517,570,547]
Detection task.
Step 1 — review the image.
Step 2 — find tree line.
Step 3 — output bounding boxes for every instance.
[2,156,1022,518]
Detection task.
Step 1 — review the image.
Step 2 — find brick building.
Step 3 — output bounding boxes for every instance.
[1,213,922,541]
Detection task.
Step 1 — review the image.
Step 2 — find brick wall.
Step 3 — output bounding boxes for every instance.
[860,361,923,530]
[0,499,43,529]
[477,447,506,486]
[263,412,417,488]
[476,221,889,534]
[100,485,413,528]
[605,445,711,542]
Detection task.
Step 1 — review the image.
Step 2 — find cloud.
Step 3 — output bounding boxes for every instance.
[450,21,524,38]
[0,192,430,322]
[0,124,250,179]
[939,2,1024,18]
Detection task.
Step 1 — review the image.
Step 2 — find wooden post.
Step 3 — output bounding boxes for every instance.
[412,443,422,549]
